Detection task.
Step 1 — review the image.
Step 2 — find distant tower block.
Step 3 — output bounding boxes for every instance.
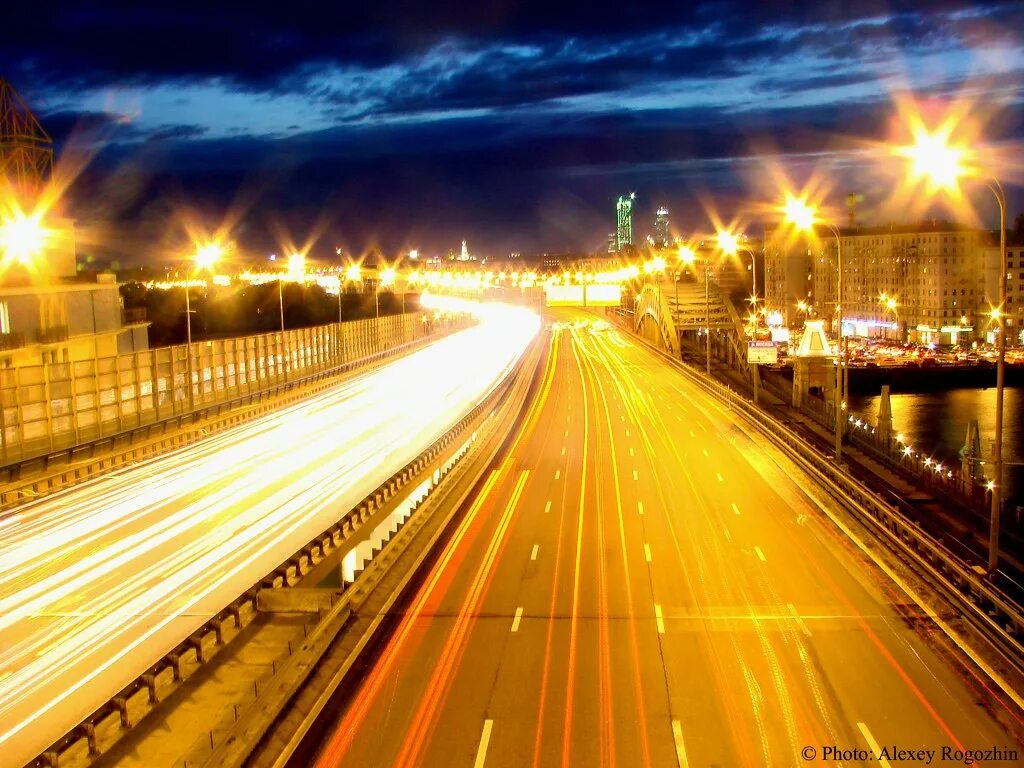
[0,78,53,198]
[616,193,635,251]
[792,320,836,408]
[654,206,670,248]
[459,240,470,261]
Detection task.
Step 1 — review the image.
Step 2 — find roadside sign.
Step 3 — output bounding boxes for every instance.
[747,340,778,364]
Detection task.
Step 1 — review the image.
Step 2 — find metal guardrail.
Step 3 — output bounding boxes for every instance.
[614,313,1024,682]
[27,333,530,768]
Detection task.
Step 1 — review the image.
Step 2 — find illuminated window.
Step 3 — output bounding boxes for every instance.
[0,301,8,334]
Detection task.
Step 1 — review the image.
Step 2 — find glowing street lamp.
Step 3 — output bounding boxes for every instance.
[879,294,900,341]
[896,119,1007,575]
[717,228,759,318]
[195,243,222,272]
[0,209,47,267]
[379,265,401,315]
[678,244,713,375]
[783,194,845,463]
[184,242,222,409]
[286,252,305,277]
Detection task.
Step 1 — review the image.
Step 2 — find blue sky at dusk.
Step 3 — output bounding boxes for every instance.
[3,0,1023,260]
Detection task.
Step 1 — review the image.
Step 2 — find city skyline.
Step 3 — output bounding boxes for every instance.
[1,0,1022,262]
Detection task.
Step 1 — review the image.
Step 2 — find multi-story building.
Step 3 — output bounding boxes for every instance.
[0,78,149,367]
[0,273,149,365]
[615,193,634,251]
[764,225,814,326]
[765,221,989,344]
[983,230,1024,345]
[653,207,670,248]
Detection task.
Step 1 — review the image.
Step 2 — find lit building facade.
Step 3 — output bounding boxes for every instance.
[766,222,989,344]
[983,232,1024,345]
[653,207,670,248]
[615,193,634,251]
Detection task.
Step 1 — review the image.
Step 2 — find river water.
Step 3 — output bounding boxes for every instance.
[848,386,1024,506]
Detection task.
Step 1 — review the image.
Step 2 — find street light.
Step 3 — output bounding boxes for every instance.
[879,293,900,341]
[0,210,47,266]
[679,246,712,375]
[783,194,845,463]
[279,252,304,333]
[896,120,1007,575]
[184,242,222,409]
[377,265,397,318]
[717,228,759,324]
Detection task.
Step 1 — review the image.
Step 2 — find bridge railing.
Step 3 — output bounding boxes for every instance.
[0,312,470,471]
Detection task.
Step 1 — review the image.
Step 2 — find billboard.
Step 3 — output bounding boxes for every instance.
[545,284,585,306]
[747,341,778,364]
[584,284,623,306]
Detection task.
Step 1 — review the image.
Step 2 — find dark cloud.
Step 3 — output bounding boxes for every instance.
[3,0,1022,258]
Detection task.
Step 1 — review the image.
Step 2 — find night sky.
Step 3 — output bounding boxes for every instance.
[4,0,1023,262]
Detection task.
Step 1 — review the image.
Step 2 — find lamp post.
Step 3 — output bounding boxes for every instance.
[184,243,222,410]
[783,196,845,462]
[279,252,305,334]
[880,294,900,342]
[989,182,1007,574]
[379,266,397,318]
[679,247,711,375]
[717,230,758,324]
[896,122,1008,574]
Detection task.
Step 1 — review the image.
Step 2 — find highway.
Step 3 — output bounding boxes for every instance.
[0,299,540,768]
[313,311,1024,768]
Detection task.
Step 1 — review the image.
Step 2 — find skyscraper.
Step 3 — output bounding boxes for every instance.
[616,193,635,251]
[654,206,670,248]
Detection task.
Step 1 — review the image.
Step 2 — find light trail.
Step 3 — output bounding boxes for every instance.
[0,299,539,767]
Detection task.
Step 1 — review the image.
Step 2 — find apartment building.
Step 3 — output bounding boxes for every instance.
[0,219,149,366]
[765,222,989,345]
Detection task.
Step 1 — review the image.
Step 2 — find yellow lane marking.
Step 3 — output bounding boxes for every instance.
[473,719,494,768]
[672,720,690,768]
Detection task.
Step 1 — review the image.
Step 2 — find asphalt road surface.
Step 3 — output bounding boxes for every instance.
[313,310,1024,768]
[0,301,539,768]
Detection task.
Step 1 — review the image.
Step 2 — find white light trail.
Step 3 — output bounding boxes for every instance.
[0,301,539,765]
